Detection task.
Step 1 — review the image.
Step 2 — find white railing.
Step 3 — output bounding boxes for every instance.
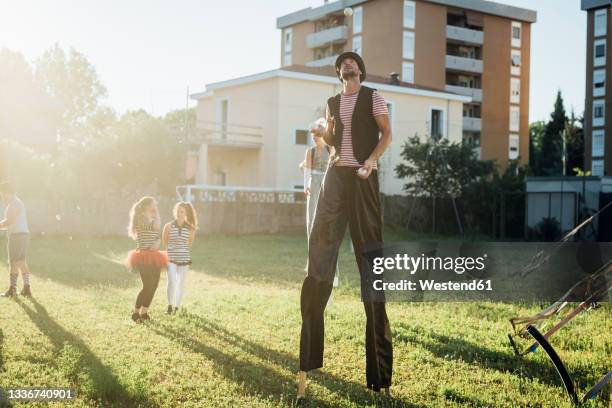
[306,55,339,67]
[306,26,348,48]
[192,121,263,148]
[446,25,484,45]
[445,84,482,103]
[463,117,482,132]
[176,185,303,204]
[445,55,483,73]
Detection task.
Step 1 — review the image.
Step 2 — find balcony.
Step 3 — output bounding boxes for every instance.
[445,55,483,74]
[192,121,263,149]
[446,25,483,45]
[463,117,482,132]
[306,54,339,67]
[445,84,482,102]
[306,26,348,49]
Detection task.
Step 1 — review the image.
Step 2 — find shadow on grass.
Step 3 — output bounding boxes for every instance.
[393,323,597,391]
[190,233,363,289]
[150,312,423,408]
[32,251,135,289]
[16,297,156,407]
[22,237,135,289]
[438,387,493,408]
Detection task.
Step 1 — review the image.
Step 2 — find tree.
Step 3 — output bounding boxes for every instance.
[163,107,197,144]
[395,135,494,197]
[67,110,187,196]
[539,90,565,176]
[1,45,189,197]
[35,44,107,141]
[0,139,52,197]
[0,48,59,150]
[565,112,584,176]
[529,120,546,175]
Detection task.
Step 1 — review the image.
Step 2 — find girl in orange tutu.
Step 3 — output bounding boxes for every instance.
[127,196,168,322]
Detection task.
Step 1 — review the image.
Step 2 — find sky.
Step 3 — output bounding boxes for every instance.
[0,0,586,122]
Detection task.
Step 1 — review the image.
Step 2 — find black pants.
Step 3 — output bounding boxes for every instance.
[300,165,393,391]
[135,266,161,309]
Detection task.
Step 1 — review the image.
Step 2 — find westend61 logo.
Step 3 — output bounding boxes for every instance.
[372,254,488,275]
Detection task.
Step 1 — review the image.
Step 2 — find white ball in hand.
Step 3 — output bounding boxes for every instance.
[344,7,353,17]
[357,167,368,177]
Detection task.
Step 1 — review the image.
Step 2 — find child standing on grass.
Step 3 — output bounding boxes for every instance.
[126,196,168,323]
[0,181,32,298]
[162,202,197,315]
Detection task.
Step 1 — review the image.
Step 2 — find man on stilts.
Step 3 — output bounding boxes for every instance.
[297,52,393,401]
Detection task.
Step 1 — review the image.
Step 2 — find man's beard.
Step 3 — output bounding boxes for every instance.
[341,68,358,81]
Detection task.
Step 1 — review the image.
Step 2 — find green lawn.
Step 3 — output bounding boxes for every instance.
[0,230,610,407]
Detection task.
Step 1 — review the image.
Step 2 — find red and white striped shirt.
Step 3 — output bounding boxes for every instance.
[327,89,388,168]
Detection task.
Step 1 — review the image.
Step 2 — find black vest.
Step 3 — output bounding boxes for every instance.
[325,85,380,164]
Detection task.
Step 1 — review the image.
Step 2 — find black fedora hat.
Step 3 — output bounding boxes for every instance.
[335,52,366,83]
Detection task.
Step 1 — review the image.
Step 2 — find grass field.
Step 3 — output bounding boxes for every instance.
[0,230,610,407]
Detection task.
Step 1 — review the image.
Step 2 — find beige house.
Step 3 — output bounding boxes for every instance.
[188,65,470,196]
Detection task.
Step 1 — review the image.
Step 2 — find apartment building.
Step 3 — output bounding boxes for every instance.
[188,65,469,195]
[277,0,536,168]
[583,0,612,177]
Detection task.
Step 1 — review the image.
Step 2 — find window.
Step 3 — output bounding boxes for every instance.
[219,99,229,139]
[215,169,227,186]
[284,28,293,53]
[465,132,481,147]
[510,78,520,104]
[509,106,520,132]
[511,49,521,75]
[430,108,444,140]
[594,69,606,97]
[592,130,605,157]
[593,99,605,127]
[509,134,519,160]
[295,129,309,145]
[403,31,415,60]
[352,35,362,54]
[402,61,414,83]
[283,27,293,67]
[353,6,363,34]
[283,53,292,67]
[592,159,604,177]
[595,8,607,37]
[594,39,606,67]
[511,21,521,48]
[403,0,415,29]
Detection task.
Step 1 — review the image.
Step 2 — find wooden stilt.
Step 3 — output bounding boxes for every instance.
[297,371,307,399]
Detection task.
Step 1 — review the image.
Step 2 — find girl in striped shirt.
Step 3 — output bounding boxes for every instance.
[127,196,168,322]
[162,202,198,315]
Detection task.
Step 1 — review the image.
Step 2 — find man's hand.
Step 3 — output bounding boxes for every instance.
[304,186,311,196]
[358,158,376,179]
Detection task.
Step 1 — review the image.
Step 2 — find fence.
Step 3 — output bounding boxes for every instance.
[3,186,306,237]
[5,188,541,239]
[382,192,527,240]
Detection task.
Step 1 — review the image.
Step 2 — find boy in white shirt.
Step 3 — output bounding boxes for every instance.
[0,182,32,297]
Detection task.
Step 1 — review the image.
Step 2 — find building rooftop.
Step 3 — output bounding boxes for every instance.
[191,64,472,102]
[581,0,612,10]
[277,0,537,29]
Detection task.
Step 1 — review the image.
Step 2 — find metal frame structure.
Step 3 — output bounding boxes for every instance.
[526,325,611,405]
